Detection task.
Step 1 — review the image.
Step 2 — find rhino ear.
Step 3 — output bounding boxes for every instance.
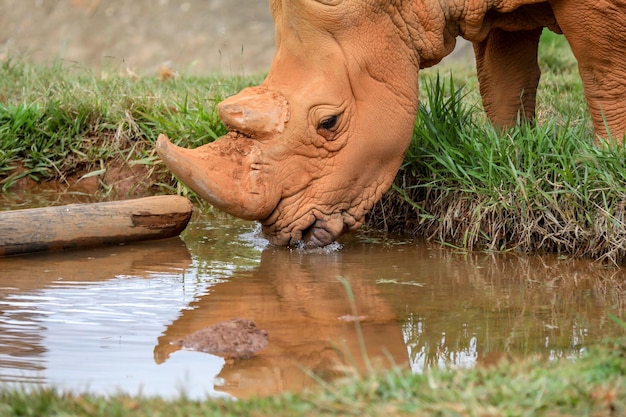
[218,87,290,140]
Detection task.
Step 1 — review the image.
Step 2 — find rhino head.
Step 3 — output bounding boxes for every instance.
[157,0,420,247]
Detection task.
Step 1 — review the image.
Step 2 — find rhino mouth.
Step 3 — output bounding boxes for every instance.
[296,219,345,248]
[262,209,356,248]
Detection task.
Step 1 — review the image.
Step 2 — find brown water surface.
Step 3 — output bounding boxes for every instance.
[1,199,625,399]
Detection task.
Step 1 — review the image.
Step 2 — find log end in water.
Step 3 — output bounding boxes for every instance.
[0,195,194,257]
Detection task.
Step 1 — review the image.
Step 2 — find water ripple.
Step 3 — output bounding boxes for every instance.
[0,270,227,398]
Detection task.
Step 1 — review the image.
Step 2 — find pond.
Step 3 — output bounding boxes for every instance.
[1,196,625,400]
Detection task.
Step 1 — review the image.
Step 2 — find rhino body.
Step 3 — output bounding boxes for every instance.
[157,0,626,247]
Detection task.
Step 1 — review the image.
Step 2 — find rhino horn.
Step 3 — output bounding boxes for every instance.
[218,86,290,139]
[156,134,280,220]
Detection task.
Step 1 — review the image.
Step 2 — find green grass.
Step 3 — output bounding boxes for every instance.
[367,31,626,264]
[0,57,262,191]
[0,338,625,416]
[368,74,626,263]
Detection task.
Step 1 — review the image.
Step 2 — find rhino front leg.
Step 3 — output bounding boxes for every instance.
[473,28,543,129]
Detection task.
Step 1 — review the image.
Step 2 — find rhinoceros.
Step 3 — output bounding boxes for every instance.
[157,0,626,248]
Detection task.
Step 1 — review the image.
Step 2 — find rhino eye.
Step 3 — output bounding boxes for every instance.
[317,115,339,131]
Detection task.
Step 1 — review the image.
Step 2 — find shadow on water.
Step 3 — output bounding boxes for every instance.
[1,206,625,399]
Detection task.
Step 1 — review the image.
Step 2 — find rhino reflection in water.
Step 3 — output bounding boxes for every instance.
[154,246,409,398]
[157,0,626,247]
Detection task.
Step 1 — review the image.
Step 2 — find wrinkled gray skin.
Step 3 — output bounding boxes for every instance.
[157,0,626,247]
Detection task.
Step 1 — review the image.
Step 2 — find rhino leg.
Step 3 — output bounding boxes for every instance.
[473,27,543,128]
[550,0,626,142]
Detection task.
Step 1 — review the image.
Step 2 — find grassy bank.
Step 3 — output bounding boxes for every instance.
[373,32,625,264]
[0,59,262,195]
[1,337,625,416]
[368,75,626,264]
[1,31,626,263]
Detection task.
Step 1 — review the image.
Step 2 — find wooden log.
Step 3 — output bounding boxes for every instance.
[0,195,194,257]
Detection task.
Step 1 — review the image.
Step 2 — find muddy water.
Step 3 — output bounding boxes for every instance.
[1,207,625,399]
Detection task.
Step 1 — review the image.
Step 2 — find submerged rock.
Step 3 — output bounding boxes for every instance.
[174,318,268,359]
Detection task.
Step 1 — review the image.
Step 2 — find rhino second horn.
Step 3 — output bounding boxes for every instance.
[218,87,290,139]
